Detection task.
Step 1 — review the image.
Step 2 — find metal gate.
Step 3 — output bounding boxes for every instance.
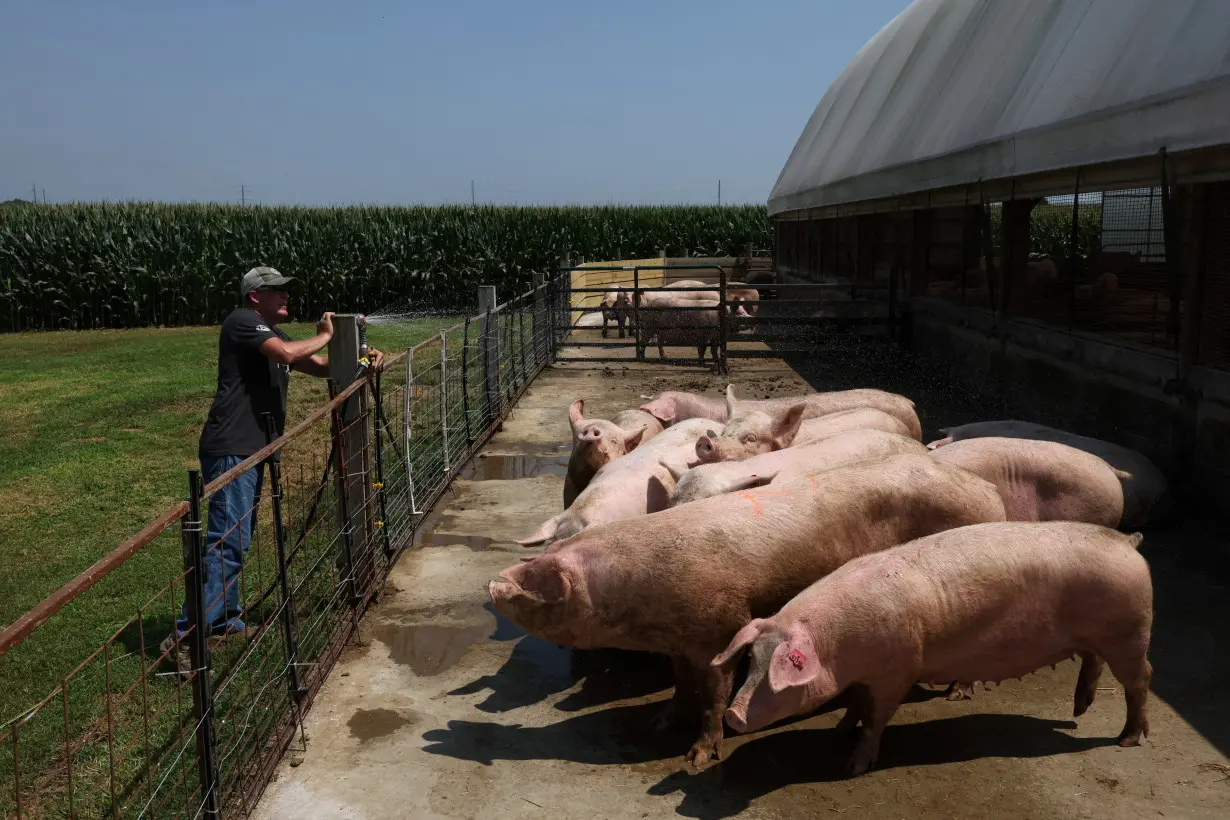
[558,262,893,372]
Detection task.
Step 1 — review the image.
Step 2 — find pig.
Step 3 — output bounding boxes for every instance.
[633,295,746,366]
[564,399,664,508]
[602,281,719,338]
[489,454,1008,766]
[599,289,628,339]
[516,418,717,546]
[695,404,916,464]
[928,437,1128,528]
[716,521,1153,776]
[665,429,927,507]
[639,383,919,435]
[927,420,1171,529]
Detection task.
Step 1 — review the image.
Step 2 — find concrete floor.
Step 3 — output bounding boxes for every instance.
[254,336,1230,820]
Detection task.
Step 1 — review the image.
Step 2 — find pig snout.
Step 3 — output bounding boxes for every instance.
[696,434,718,462]
[723,703,749,733]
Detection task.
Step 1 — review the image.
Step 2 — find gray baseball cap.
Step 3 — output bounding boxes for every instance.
[240,266,298,296]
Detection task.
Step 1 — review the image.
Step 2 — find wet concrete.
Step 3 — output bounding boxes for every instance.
[459,453,571,481]
[255,342,1230,820]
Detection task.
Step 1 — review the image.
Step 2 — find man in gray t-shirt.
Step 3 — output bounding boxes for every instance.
[163,266,383,675]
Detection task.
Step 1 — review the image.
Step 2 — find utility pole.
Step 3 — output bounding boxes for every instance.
[42,188,46,205]
[471,180,476,206]
[31,183,37,203]
[241,185,246,206]
[718,179,722,206]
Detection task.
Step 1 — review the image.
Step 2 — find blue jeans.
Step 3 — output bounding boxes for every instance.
[175,455,264,638]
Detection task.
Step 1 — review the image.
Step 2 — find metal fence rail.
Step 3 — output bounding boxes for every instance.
[0,273,568,819]
[556,263,884,371]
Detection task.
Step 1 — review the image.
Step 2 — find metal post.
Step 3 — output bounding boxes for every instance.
[368,373,393,558]
[403,350,420,515]
[532,272,546,368]
[263,414,308,699]
[439,331,450,475]
[330,398,362,611]
[478,287,498,426]
[632,267,643,361]
[719,265,730,373]
[461,316,473,445]
[517,295,528,384]
[183,470,220,819]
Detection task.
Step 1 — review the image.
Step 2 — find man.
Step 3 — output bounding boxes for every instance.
[162,266,384,676]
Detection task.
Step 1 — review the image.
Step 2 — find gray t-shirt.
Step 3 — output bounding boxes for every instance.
[198,308,291,460]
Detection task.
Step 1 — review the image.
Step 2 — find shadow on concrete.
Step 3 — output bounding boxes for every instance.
[790,335,1230,760]
[450,608,673,714]
[648,713,1113,820]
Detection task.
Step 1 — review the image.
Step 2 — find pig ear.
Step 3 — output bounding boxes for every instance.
[568,399,585,430]
[725,470,779,493]
[925,436,952,450]
[623,425,646,452]
[770,404,807,450]
[516,513,562,546]
[767,633,822,694]
[725,384,739,417]
[711,619,765,670]
[658,458,686,483]
[639,400,675,426]
[646,475,671,513]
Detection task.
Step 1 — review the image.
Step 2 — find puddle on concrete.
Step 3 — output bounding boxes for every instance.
[347,707,415,744]
[411,505,499,551]
[372,619,493,676]
[460,453,570,481]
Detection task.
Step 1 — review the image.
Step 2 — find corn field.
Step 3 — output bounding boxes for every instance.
[0,202,772,332]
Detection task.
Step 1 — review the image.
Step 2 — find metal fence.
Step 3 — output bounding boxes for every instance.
[0,274,569,819]
[558,259,881,371]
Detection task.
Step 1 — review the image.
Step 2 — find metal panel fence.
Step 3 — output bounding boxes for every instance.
[0,274,569,819]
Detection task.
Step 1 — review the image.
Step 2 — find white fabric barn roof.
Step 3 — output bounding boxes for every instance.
[768,0,1230,216]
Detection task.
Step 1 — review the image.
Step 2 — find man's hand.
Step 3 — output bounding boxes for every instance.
[317,311,335,338]
[367,346,385,372]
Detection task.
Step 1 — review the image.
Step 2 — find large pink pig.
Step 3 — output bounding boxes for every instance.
[490,454,1007,765]
[928,437,1128,527]
[517,418,717,546]
[564,399,664,507]
[695,403,917,464]
[716,521,1153,776]
[665,429,926,507]
[638,383,919,433]
[927,419,1171,529]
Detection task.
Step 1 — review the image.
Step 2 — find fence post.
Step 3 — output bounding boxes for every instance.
[439,331,450,476]
[719,265,730,374]
[533,273,546,368]
[182,469,220,819]
[263,414,308,700]
[478,286,499,427]
[461,316,474,446]
[328,317,367,608]
[632,267,643,361]
[403,349,420,516]
[368,373,393,559]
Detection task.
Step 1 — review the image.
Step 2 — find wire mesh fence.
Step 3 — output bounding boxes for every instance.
[0,274,567,819]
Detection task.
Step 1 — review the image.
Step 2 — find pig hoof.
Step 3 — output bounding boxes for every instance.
[945,682,974,701]
[685,738,721,767]
[845,750,876,777]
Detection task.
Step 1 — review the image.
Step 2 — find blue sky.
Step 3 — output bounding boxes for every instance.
[2,1,911,206]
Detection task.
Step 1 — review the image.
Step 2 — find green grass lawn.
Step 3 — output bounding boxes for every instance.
[0,317,457,719]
